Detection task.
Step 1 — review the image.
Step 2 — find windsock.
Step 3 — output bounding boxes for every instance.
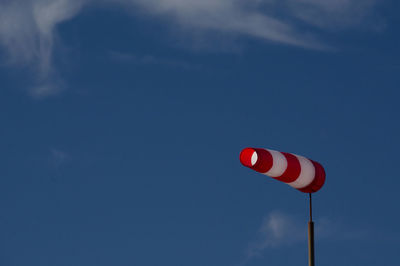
[240,148,325,193]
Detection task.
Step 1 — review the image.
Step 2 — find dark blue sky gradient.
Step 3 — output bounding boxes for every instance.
[1,3,400,266]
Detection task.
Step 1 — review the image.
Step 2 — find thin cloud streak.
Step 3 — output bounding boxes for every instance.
[285,0,378,29]
[109,50,201,70]
[118,0,326,49]
[0,0,379,96]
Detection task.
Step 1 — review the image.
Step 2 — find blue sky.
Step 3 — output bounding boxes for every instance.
[0,0,399,265]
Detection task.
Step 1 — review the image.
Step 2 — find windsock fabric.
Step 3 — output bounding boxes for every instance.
[240,148,325,193]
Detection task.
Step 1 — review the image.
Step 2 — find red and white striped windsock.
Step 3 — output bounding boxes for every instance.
[239,148,326,193]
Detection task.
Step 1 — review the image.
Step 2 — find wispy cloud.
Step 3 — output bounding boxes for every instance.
[0,0,380,96]
[49,148,70,168]
[242,210,369,264]
[245,211,305,260]
[0,0,85,97]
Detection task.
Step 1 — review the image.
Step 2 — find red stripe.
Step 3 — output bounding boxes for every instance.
[298,160,326,193]
[275,152,301,183]
[252,148,273,173]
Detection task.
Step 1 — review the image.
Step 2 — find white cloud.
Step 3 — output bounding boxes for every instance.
[0,0,379,96]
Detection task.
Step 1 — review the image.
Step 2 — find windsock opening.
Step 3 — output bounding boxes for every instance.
[240,148,257,167]
[240,148,273,173]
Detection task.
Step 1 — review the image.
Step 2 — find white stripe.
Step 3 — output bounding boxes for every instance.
[264,150,287,177]
[288,155,315,189]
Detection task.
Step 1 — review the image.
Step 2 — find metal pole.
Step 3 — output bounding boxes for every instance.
[308,193,315,266]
